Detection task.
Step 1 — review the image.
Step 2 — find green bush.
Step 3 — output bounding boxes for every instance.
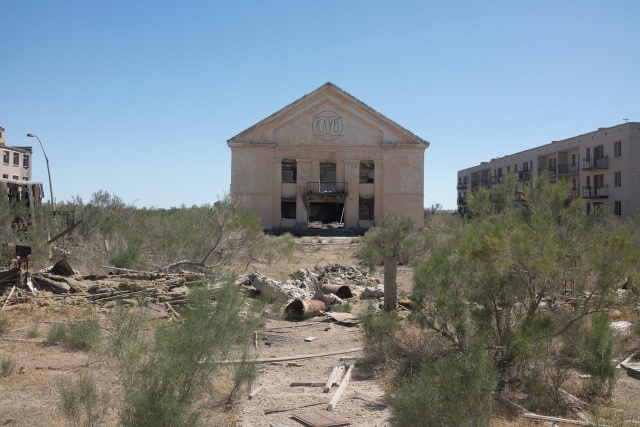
[58,372,110,427]
[109,237,143,270]
[391,347,497,427]
[1,357,15,377]
[581,313,618,399]
[358,212,419,271]
[359,303,398,364]
[46,319,102,351]
[113,283,257,427]
[0,316,9,336]
[47,323,68,345]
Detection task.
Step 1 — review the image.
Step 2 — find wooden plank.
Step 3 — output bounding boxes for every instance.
[383,257,397,312]
[326,364,354,411]
[248,386,263,399]
[264,399,330,415]
[333,365,345,386]
[1,286,16,311]
[323,366,339,393]
[522,413,607,426]
[291,410,350,427]
[290,381,325,387]
[221,347,362,364]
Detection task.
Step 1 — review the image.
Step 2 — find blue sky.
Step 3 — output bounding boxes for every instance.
[1,1,638,210]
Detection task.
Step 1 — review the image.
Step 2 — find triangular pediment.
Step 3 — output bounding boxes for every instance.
[227,83,429,148]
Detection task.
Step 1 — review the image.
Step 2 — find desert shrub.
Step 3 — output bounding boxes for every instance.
[358,212,419,270]
[259,232,296,265]
[58,372,110,427]
[113,283,257,427]
[331,302,352,313]
[581,313,618,399]
[0,316,9,336]
[47,322,68,345]
[108,237,143,270]
[46,318,102,351]
[66,318,102,351]
[391,346,497,427]
[359,303,398,364]
[1,357,15,377]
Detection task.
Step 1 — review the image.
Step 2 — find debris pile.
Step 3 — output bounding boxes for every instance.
[0,259,212,313]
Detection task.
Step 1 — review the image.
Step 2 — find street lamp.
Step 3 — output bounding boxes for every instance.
[27,133,55,213]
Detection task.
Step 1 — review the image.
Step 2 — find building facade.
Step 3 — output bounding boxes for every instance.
[228,83,429,229]
[0,126,44,207]
[457,122,640,217]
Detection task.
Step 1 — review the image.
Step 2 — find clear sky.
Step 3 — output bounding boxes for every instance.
[1,1,638,210]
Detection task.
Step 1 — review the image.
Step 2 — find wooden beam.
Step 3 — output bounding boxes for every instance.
[327,364,354,411]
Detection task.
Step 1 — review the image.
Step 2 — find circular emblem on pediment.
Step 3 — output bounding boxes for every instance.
[312,110,343,141]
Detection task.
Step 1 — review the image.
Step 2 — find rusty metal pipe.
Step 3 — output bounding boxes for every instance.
[285,299,326,319]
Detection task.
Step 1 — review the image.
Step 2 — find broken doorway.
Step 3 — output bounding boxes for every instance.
[308,202,344,228]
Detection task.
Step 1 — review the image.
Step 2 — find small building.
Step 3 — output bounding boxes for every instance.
[457,122,640,217]
[227,83,429,230]
[0,126,44,208]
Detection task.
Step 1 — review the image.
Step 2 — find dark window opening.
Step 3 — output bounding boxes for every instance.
[614,141,621,158]
[615,201,622,216]
[281,201,296,219]
[282,159,297,182]
[309,202,344,226]
[359,198,374,220]
[359,161,375,183]
[13,153,19,166]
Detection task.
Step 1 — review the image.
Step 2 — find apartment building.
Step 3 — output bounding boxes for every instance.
[457,122,640,217]
[228,83,429,229]
[0,126,44,207]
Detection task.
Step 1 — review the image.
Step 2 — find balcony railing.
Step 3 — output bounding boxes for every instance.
[558,163,580,176]
[582,185,608,198]
[583,156,609,170]
[307,182,348,195]
[537,167,557,176]
[517,170,531,181]
[457,182,468,190]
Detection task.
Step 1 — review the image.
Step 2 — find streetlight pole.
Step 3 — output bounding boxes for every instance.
[27,133,55,213]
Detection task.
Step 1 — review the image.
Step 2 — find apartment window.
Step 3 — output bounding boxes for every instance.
[614,141,621,158]
[2,174,7,179]
[12,175,18,180]
[13,153,19,166]
[615,172,621,187]
[615,201,622,216]
[2,151,8,165]
[586,202,591,215]
[23,177,28,181]
[281,159,297,183]
[514,164,518,173]
[506,166,510,174]
[594,174,604,189]
[586,148,591,161]
[522,162,529,171]
[594,145,604,159]
[359,161,375,183]
[23,155,29,168]
[571,154,576,166]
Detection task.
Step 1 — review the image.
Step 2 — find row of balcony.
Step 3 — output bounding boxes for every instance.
[456,185,609,206]
[458,157,610,189]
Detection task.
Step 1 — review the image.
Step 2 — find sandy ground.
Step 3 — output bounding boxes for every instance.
[1,236,639,427]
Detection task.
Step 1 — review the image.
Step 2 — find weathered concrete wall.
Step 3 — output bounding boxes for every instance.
[228,83,429,229]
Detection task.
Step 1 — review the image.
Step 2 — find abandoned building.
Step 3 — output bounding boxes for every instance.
[457,122,640,217]
[0,126,44,208]
[227,83,429,230]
